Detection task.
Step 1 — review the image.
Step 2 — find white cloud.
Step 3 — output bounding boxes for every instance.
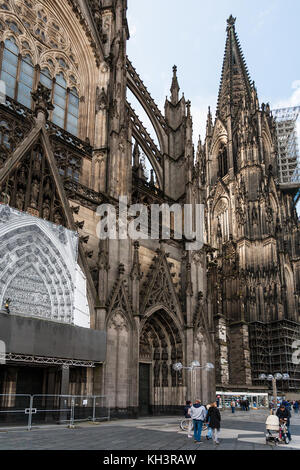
[254,2,279,32]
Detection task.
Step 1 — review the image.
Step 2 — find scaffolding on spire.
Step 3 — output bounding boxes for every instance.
[273,106,300,191]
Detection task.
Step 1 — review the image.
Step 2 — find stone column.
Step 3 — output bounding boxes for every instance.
[93,365,103,396]
[2,367,17,408]
[229,321,252,385]
[45,368,56,423]
[214,314,229,386]
[59,365,70,424]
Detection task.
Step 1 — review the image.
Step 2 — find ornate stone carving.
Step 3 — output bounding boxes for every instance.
[0,205,11,223]
[108,311,128,331]
[31,83,54,120]
[0,216,77,323]
[140,249,179,315]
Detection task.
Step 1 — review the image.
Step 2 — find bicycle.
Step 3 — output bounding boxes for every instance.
[180,418,207,432]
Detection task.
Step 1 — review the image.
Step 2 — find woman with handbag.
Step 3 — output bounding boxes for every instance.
[207,402,221,445]
[205,403,213,440]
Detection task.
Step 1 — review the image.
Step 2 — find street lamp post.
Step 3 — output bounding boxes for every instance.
[173,361,215,403]
[259,373,290,409]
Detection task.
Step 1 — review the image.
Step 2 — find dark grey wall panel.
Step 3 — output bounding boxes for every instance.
[0,313,106,362]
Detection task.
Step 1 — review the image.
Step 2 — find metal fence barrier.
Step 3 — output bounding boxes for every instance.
[0,394,31,428]
[0,394,109,430]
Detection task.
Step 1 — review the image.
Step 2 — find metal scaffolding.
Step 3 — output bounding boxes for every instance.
[3,353,98,368]
[273,106,300,188]
[250,320,300,392]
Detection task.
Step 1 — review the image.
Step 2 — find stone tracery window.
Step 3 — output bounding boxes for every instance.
[53,72,67,129]
[17,54,34,108]
[39,68,79,136]
[0,38,19,99]
[0,37,80,136]
[218,143,228,178]
[0,38,34,108]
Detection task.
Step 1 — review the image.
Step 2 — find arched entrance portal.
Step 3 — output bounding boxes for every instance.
[139,309,185,415]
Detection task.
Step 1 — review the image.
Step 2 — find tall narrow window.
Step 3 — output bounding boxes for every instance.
[40,67,52,90]
[53,72,67,129]
[17,54,34,108]
[218,144,228,178]
[1,38,19,99]
[67,87,79,136]
[40,69,79,137]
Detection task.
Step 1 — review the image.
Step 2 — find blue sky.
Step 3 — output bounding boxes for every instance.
[127,0,300,213]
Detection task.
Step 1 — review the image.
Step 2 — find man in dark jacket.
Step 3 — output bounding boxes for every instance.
[183,400,192,418]
[276,404,291,440]
[183,401,193,438]
[207,402,221,445]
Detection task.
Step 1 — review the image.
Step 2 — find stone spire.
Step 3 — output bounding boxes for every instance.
[217,15,253,119]
[206,106,213,138]
[196,135,206,187]
[170,65,180,105]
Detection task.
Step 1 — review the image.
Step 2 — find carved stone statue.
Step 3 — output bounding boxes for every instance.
[15,190,25,211]
[30,180,39,208]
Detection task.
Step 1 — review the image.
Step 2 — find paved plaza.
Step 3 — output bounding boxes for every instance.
[0,409,300,451]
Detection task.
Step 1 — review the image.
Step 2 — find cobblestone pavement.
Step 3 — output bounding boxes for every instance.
[0,410,300,450]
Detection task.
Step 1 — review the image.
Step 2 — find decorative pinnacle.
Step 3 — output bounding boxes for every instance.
[227,14,236,29]
[170,65,180,105]
[186,100,191,116]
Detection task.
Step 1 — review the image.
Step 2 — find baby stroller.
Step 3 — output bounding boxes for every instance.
[265,414,290,445]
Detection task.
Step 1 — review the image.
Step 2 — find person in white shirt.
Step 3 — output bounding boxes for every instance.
[189,400,207,443]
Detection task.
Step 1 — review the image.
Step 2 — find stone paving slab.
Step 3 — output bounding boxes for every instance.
[0,410,299,451]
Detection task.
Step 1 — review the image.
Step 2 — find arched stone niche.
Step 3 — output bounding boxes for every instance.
[0,205,90,327]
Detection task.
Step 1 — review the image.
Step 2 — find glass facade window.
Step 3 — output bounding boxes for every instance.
[1,38,19,99]
[17,54,34,108]
[0,40,80,137]
[67,87,79,136]
[40,68,52,90]
[53,73,67,129]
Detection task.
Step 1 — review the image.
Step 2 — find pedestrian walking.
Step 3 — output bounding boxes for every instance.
[207,402,221,445]
[292,401,298,414]
[183,400,193,438]
[245,399,250,411]
[205,403,213,440]
[230,400,236,414]
[189,399,207,444]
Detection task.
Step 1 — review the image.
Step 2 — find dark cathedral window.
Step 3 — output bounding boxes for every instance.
[218,144,228,178]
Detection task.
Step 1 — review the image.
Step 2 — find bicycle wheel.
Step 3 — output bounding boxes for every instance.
[180,419,189,431]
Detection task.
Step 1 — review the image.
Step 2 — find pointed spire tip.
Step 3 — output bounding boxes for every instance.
[227,14,236,28]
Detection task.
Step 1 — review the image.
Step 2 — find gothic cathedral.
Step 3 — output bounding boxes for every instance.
[0,1,299,417]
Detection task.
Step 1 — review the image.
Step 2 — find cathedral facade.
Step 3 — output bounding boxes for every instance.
[0,0,299,419]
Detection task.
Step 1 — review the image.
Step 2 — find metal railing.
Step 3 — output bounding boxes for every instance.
[0,394,109,430]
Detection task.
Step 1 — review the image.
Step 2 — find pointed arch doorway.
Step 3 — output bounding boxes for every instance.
[139,308,185,416]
